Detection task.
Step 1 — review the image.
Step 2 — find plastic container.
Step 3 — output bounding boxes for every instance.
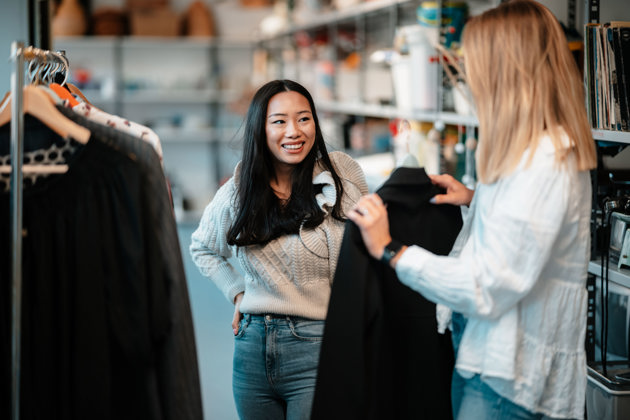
[394,25,439,111]
[587,363,630,420]
[417,1,468,48]
[391,55,413,110]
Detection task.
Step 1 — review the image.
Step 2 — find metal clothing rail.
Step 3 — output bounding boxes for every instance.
[10,40,25,420]
[7,41,69,420]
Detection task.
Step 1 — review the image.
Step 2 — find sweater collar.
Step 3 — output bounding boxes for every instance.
[233,159,339,213]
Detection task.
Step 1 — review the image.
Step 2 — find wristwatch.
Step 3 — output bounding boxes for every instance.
[380,239,404,264]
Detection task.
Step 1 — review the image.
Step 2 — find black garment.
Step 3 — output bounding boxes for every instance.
[1,113,202,420]
[312,167,463,420]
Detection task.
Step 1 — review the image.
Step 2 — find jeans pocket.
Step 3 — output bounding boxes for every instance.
[288,319,325,342]
[235,315,250,339]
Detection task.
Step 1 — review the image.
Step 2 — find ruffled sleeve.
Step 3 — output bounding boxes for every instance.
[314,151,368,214]
[313,170,337,215]
[299,152,368,258]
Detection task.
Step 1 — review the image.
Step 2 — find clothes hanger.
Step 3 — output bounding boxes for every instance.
[394,119,420,169]
[47,48,93,106]
[0,85,90,142]
[49,83,80,107]
[65,82,92,105]
[0,84,91,174]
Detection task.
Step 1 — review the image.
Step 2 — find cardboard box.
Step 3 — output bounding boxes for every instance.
[130,8,180,37]
[126,0,168,10]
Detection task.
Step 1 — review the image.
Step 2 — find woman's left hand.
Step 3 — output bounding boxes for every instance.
[347,193,392,260]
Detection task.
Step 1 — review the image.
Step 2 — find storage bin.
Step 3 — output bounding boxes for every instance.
[586,364,630,420]
[130,8,180,37]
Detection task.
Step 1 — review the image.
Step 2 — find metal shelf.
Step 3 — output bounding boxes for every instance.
[316,100,478,126]
[56,36,252,49]
[53,36,119,49]
[257,0,482,129]
[592,130,630,145]
[120,89,238,104]
[589,260,630,288]
[154,127,215,143]
[259,0,415,40]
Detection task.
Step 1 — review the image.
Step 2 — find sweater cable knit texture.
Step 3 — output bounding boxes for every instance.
[190,151,368,320]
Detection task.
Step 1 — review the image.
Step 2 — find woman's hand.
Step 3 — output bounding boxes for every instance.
[232,292,244,335]
[429,174,474,207]
[347,193,392,260]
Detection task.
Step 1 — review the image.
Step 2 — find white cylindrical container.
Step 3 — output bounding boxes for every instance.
[402,25,439,111]
[391,55,413,111]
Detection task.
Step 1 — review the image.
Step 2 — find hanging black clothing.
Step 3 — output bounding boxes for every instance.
[0,113,202,420]
[312,167,463,420]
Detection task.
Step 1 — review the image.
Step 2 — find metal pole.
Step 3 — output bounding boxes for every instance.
[10,40,25,420]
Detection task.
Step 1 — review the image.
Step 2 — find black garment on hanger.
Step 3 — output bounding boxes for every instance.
[0,112,202,420]
[312,167,463,420]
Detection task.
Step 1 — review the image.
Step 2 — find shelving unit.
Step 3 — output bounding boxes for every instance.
[589,260,630,288]
[257,0,483,125]
[586,0,630,270]
[592,129,630,145]
[584,0,630,141]
[254,0,491,190]
[53,36,253,214]
[584,5,630,415]
[316,99,479,125]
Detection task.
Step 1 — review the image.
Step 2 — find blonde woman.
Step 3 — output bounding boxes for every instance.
[348,1,597,419]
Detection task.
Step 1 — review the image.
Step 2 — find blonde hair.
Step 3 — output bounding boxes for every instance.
[463,0,596,184]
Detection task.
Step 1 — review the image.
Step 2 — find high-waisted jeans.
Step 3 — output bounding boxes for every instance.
[450,313,576,420]
[232,313,325,420]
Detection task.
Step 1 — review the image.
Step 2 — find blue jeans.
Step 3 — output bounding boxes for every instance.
[454,374,574,420]
[233,313,325,420]
[450,311,468,416]
[450,314,574,420]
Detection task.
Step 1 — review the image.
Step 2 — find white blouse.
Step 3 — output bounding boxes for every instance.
[395,134,591,419]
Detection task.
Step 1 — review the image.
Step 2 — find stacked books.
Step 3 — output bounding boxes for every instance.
[585,21,630,131]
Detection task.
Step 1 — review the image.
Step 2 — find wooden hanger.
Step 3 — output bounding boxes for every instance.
[66,82,92,106]
[0,85,91,174]
[0,84,90,142]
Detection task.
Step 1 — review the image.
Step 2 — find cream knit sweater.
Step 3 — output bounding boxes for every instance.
[190,151,368,320]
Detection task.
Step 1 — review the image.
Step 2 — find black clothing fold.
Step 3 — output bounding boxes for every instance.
[1,111,202,420]
[312,167,463,420]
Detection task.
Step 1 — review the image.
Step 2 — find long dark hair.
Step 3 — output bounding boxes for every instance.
[227,79,346,246]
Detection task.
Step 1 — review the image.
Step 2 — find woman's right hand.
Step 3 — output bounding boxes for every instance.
[428,174,474,207]
[232,292,244,335]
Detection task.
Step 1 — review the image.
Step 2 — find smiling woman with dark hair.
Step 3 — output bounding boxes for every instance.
[190,79,367,419]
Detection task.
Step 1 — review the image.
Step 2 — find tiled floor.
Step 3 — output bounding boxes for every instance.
[178,222,239,420]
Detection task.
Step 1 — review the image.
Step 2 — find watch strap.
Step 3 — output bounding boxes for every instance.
[380,239,403,264]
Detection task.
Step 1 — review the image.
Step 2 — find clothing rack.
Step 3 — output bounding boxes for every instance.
[9,40,25,420]
[7,41,68,420]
